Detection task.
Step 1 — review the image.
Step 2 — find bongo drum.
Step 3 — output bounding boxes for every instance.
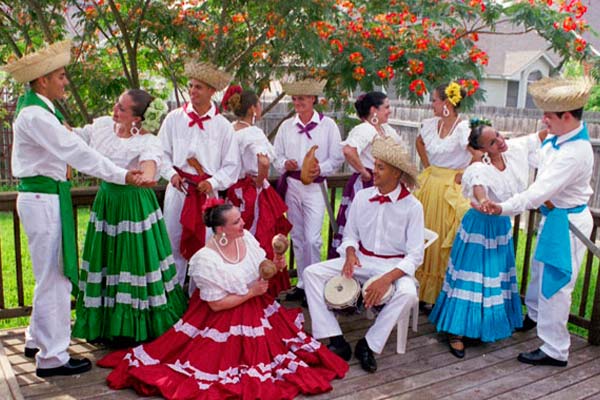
[324,276,360,314]
[362,275,395,308]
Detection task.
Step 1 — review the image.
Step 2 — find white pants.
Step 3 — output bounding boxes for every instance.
[163,183,213,295]
[18,193,71,368]
[524,209,593,361]
[304,255,418,354]
[285,178,326,289]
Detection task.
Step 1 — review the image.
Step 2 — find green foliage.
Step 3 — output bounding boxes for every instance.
[1,0,598,124]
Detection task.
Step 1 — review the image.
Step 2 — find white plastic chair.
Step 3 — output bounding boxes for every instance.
[396,228,438,354]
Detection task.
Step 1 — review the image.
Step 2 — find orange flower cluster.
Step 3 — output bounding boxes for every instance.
[469,46,489,65]
[388,45,405,62]
[313,21,336,39]
[439,37,456,52]
[330,39,344,53]
[459,79,480,96]
[352,66,366,80]
[468,0,486,13]
[377,66,395,80]
[574,37,587,52]
[409,79,427,96]
[231,13,246,23]
[349,51,364,64]
[408,59,424,75]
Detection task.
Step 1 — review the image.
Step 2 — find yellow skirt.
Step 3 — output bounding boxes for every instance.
[414,165,470,304]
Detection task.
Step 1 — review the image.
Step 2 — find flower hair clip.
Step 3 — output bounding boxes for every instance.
[469,117,492,129]
[202,197,225,214]
[445,81,462,106]
[142,98,168,133]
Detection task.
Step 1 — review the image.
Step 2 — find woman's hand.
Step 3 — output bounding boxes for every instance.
[248,279,269,297]
[284,159,298,171]
[273,254,287,271]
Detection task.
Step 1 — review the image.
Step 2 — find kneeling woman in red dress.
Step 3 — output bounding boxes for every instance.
[99,200,348,399]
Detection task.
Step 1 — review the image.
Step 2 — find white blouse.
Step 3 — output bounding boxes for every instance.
[419,117,471,169]
[234,125,276,179]
[73,116,163,178]
[188,231,266,302]
[341,122,403,171]
[462,133,541,203]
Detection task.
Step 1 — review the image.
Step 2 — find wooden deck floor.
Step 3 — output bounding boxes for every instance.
[2,306,600,400]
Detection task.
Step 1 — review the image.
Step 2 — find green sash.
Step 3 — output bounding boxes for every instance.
[15,89,64,123]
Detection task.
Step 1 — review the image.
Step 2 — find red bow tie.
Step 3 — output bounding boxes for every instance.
[369,194,392,204]
[185,104,212,130]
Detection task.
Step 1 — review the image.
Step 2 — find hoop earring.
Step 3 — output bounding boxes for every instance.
[482,152,491,165]
[218,232,228,246]
[370,115,379,125]
[442,105,450,117]
[130,123,140,136]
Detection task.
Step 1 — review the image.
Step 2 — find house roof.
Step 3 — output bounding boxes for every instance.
[477,0,598,77]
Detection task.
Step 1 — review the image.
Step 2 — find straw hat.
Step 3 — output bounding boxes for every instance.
[281,79,326,96]
[184,60,232,91]
[371,136,418,188]
[528,77,593,112]
[1,40,72,83]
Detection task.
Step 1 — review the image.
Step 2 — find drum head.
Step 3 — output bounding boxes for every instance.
[362,275,395,306]
[324,276,360,309]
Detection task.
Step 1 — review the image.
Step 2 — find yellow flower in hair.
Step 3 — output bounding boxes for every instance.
[445,81,462,107]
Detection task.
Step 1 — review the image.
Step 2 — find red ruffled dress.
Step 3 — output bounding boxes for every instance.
[226,125,293,297]
[99,231,347,399]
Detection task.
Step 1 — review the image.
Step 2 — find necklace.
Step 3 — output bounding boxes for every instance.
[438,117,460,139]
[237,120,252,128]
[212,236,241,264]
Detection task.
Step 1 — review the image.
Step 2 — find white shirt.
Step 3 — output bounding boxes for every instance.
[500,123,594,215]
[341,122,403,171]
[188,231,265,302]
[419,117,471,169]
[73,116,163,180]
[11,93,127,184]
[462,133,541,203]
[234,125,276,179]
[338,185,425,277]
[273,111,344,176]
[159,103,240,190]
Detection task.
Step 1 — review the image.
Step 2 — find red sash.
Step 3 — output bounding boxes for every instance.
[175,166,212,260]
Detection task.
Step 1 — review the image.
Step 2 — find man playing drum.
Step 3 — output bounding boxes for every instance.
[304,137,424,373]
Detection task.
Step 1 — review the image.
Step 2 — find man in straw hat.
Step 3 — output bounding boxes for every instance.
[1,40,144,377]
[273,78,343,303]
[304,137,424,373]
[482,77,594,367]
[159,60,240,292]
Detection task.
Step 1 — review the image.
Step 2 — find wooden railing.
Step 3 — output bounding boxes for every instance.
[1,175,600,344]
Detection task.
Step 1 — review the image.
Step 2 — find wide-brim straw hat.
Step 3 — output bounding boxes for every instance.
[184,61,232,91]
[1,40,72,83]
[528,77,593,112]
[281,79,326,96]
[371,136,418,188]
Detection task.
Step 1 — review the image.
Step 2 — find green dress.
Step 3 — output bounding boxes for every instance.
[73,117,187,342]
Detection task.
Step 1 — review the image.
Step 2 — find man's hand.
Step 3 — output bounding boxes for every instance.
[284,159,298,171]
[360,169,372,182]
[308,161,321,180]
[197,180,213,194]
[171,174,184,192]
[363,276,393,309]
[342,248,361,278]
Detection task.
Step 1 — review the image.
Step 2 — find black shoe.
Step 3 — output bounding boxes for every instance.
[448,336,465,359]
[355,338,377,373]
[516,315,537,332]
[24,347,39,358]
[517,348,567,367]
[327,340,352,361]
[285,287,305,302]
[36,357,93,377]
[419,301,433,316]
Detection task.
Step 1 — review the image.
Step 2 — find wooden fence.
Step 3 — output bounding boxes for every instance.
[1,176,600,343]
